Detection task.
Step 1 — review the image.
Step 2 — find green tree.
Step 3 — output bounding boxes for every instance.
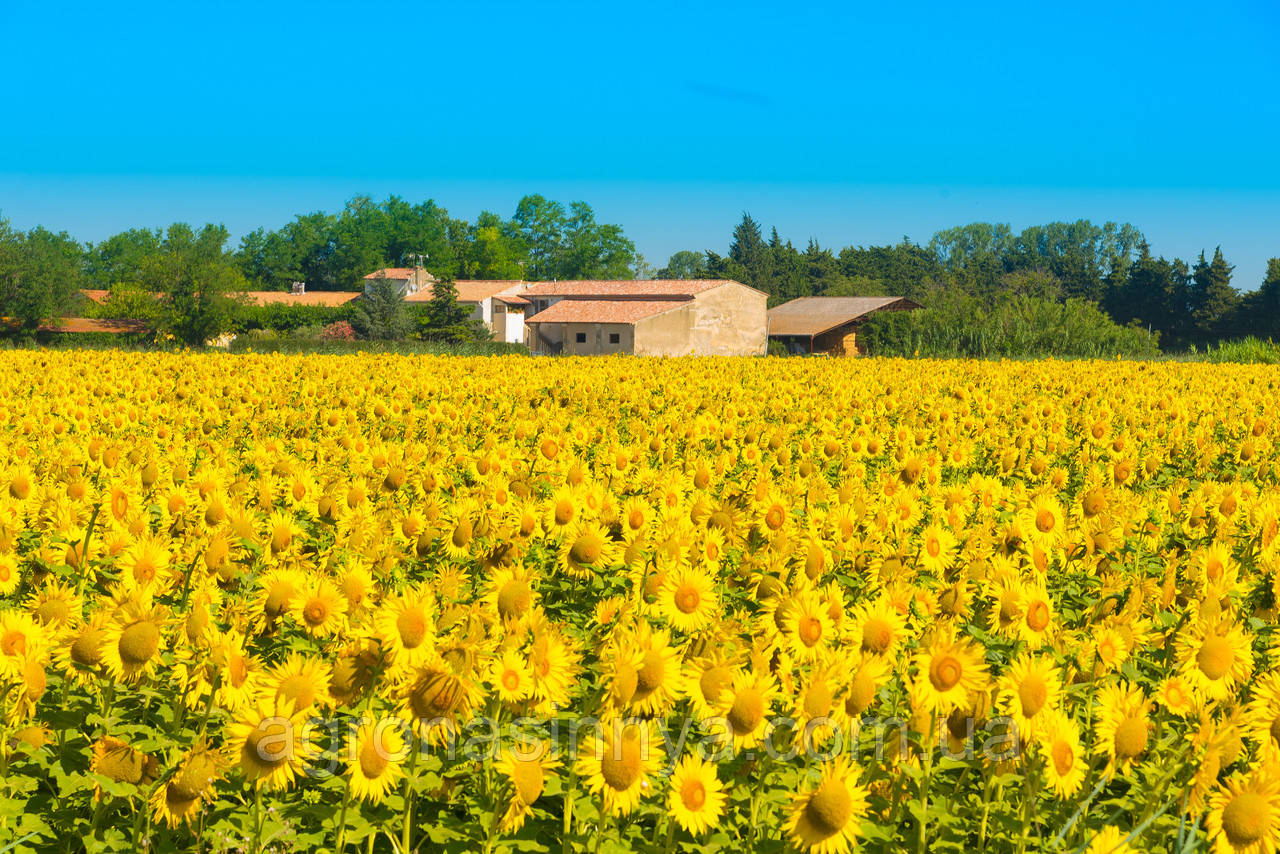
[1190,247,1239,341]
[86,227,162,288]
[418,276,486,342]
[141,223,245,345]
[657,250,707,279]
[0,220,85,333]
[351,274,411,340]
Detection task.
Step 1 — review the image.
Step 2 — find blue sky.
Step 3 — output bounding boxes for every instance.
[1,0,1278,285]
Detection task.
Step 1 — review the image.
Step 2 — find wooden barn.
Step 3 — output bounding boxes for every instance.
[767,296,921,355]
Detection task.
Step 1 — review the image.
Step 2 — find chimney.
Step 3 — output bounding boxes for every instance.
[291,281,306,295]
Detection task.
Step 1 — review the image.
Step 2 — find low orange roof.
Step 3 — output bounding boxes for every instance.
[524,299,690,325]
[81,289,110,304]
[41,317,148,334]
[405,280,528,304]
[242,291,361,307]
[363,268,416,280]
[520,279,728,298]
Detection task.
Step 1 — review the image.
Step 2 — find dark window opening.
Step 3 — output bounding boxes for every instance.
[608,333,620,344]
[575,332,587,343]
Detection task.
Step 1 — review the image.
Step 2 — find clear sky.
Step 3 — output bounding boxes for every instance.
[1,0,1278,285]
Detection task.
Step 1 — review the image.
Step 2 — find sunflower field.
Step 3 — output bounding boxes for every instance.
[2,351,1279,854]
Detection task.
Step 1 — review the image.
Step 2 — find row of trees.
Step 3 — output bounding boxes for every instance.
[661,215,1278,347]
[230,194,638,291]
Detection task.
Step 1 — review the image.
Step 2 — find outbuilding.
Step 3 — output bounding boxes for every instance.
[521,280,767,356]
[767,296,921,355]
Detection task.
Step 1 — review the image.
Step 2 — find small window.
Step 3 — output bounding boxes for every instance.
[608,333,620,344]
[575,332,587,343]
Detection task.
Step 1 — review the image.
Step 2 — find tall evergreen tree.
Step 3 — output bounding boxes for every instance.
[1190,247,1239,341]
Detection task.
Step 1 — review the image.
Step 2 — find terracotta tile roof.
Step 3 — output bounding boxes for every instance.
[41,317,148,334]
[767,297,922,337]
[524,299,690,325]
[496,294,530,306]
[519,279,729,298]
[405,281,528,304]
[80,289,110,304]
[243,291,361,307]
[363,268,416,280]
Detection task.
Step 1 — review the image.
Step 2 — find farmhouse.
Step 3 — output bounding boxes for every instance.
[521,280,767,356]
[767,296,921,355]
[406,280,529,345]
[362,266,435,297]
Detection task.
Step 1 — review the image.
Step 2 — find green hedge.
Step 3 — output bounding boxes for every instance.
[860,295,1159,359]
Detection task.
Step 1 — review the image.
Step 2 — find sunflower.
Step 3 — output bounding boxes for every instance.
[150,743,221,828]
[1094,681,1152,776]
[715,669,778,751]
[1084,826,1133,854]
[559,522,618,579]
[783,591,836,663]
[1207,765,1280,854]
[484,566,538,626]
[260,653,335,713]
[227,703,306,791]
[1180,619,1254,704]
[290,577,348,638]
[1024,493,1067,549]
[1156,674,1199,718]
[623,625,685,716]
[347,718,407,804]
[912,633,990,716]
[56,614,108,683]
[489,648,533,704]
[997,653,1063,739]
[1016,578,1056,647]
[26,579,82,630]
[684,654,739,721]
[90,735,159,792]
[1037,710,1087,799]
[99,600,169,683]
[849,598,908,660]
[375,586,437,672]
[117,534,172,594]
[0,552,20,596]
[842,654,889,723]
[785,757,869,854]
[0,610,50,676]
[495,742,561,832]
[1246,673,1280,756]
[527,627,580,713]
[400,659,481,742]
[667,754,726,836]
[264,509,302,560]
[657,567,718,634]
[576,719,665,817]
[917,523,957,575]
[252,568,305,626]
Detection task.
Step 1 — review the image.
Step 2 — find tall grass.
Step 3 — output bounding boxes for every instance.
[1194,337,1280,364]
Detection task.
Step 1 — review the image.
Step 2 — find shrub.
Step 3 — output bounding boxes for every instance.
[320,320,357,341]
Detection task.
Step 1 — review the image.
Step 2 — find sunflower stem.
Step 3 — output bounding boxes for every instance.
[401,732,420,854]
[916,723,933,854]
[335,773,352,852]
[76,502,101,595]
[251,786,264,854]
[561,764,577,854]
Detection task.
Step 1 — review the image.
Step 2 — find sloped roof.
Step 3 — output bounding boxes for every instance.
[243,291,361,307]
[519,280,729,298]
[524,299,690,325]
[767,297,921,337]
[405,280,527,304]
[81,289,110,304]
[363,267,417,280]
